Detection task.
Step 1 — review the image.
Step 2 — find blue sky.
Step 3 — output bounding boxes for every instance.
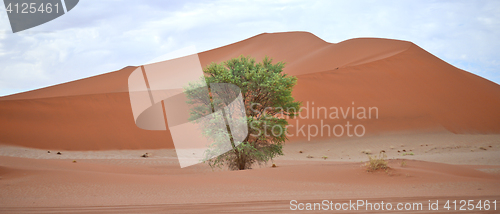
[0,0,499,96]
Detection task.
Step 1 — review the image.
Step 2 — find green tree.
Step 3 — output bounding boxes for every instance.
[185,55,301,170]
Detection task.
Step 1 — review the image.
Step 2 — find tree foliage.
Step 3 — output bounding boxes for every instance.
[185,55,301,170]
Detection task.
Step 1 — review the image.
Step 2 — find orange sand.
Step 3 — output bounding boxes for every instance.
[1,31,499,213]
[1,32,499,150]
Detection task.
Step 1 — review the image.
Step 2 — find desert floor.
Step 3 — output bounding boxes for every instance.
[1,132,499,213]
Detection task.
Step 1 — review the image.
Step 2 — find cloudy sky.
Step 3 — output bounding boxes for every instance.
[0,0,499,96]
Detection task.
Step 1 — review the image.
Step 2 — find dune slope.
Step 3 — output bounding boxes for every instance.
[1,31,499,150]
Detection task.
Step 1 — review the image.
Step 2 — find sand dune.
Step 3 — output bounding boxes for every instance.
[1,31,500,212]
[1,31,500,150]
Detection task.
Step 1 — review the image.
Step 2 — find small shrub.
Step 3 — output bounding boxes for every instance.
[365,151,388,172]
[402,152,414,156]
[322,156,328,160]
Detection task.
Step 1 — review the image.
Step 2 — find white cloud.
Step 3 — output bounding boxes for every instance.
[0,0,499,96]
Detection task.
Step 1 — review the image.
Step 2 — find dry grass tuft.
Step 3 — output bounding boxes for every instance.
[365,151,388,172]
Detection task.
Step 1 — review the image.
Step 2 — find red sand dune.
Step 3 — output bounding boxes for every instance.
[1,31,500,150]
